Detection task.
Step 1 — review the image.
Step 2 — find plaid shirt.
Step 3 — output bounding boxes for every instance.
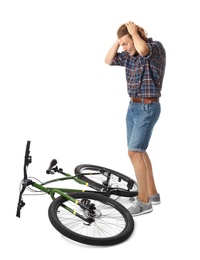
[111,38,166,98]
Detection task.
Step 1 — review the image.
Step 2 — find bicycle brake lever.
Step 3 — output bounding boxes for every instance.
[46,159,58,174]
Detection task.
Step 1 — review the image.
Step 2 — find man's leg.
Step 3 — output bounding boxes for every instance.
[142,151,158,197]
[128,150,158,202]
[128,150,149,203]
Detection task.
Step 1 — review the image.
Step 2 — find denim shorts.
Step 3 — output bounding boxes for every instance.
[126,100,161,152]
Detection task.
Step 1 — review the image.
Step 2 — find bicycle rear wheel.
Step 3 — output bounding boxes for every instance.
[74,164,138,197]
[48,192,134,246]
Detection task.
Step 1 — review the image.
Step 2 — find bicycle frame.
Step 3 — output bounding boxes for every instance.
[31,178,86,200]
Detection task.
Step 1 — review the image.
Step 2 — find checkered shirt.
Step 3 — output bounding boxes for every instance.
[111,38,166,98]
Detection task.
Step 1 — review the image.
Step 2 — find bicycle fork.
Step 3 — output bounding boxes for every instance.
[49,188,95,225]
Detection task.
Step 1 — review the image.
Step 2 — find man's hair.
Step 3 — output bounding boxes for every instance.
[117,24,148,42]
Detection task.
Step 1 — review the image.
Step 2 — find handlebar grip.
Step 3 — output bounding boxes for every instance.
[46,159,57,174]
[24,140,32,167]
[25,141,31,157]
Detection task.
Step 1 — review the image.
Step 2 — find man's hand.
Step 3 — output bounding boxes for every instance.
[125,21,138,36]
[125,21,149,57]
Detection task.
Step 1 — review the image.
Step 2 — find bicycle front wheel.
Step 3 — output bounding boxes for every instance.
[74,164,138,197]
[48,192,134,246]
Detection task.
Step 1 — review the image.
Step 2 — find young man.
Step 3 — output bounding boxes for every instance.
[105,21,166,216]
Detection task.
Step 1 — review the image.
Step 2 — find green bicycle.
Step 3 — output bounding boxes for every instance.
[16,141,138,246]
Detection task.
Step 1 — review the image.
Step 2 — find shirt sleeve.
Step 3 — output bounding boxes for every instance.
[111,52,127,66]
[146,41,166,61]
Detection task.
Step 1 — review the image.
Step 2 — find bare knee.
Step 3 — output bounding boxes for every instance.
[128,150,141,161]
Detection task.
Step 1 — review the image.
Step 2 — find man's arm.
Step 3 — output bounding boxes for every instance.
[105,39,120,65]
[126,21,149,57]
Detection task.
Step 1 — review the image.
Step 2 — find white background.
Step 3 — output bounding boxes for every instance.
[1,0,200,259]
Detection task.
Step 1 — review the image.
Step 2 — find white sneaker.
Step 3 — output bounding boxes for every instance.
[128,197,153,216]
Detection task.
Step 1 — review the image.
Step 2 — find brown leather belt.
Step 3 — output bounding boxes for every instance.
[131,97,159,104]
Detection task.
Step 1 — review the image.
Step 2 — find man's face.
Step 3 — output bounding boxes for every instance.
[119,34,136,56]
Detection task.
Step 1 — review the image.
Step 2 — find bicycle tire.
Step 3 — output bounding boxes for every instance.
[74,164,138,197]
[48,192,134,246]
